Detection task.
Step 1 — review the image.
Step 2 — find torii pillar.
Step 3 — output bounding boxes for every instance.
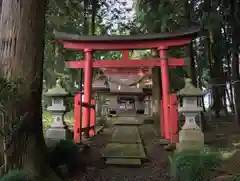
[159,47,170,143]
[82,49,93,138]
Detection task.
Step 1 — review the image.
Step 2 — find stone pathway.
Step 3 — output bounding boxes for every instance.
[113,116,143,125]
[103,125,147,165]
[103,116,146,165]
[67,121,171,181]
[110,126,142,143]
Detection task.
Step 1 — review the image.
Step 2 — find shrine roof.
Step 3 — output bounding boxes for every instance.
[54,26,200,42]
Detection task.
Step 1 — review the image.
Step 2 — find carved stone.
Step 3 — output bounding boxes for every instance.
[177,78,205,152]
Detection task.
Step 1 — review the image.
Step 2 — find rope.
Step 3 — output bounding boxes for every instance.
[106,75,149,87]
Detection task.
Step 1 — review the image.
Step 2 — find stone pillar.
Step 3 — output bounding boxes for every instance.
[44,79,69,147]
[148,95,152,117]
[94,92,100,127]
[177,78,205,152]
[144,96,148,115]
[95,99,98,117]
[144,95,152,117]
[151,67,161,128]
[98,94,102,117]
[99,95,109,125]
[98,97,102,117]
[95,92,100,117]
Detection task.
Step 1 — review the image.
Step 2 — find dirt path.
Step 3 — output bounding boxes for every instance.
[67,124,171,181]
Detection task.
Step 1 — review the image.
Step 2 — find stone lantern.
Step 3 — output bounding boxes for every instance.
[94,93,100,116]
[44,79,70,146]
[176,78,205,152]
[144,96,150,116]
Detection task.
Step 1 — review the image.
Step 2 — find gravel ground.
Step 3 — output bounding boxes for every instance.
[67,124,171,181]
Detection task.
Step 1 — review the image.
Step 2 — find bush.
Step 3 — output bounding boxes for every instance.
[232,174,240,180]
[48,140,83,177]
[0,170,34,181]
[170,150,222,181]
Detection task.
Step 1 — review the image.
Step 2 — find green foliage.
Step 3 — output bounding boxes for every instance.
[42,111,74,134]
[170,150,222,181]
[231,174,240,180]
[42,112,53,133]
[65,96,74,112]
[0,170,34,181]
[44,0,130,90]
[48,140,82,176]
[169,68,186,91]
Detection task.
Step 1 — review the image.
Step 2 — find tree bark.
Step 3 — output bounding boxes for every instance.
[209,28,225,118]
[0,0,61,180]
[184,0,197,86]
[230,0,240,126]
[0,0,4,172]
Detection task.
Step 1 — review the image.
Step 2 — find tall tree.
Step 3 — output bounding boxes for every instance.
[230,0,240,125]
[0,0,60,179]
[184,0,197,86]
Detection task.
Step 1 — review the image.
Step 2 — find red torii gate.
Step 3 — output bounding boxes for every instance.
[54,26,200,144]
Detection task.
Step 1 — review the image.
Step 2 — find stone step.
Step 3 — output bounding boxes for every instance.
[103,118,148,163]
[105,158,142,166]
[110,126,141,144]
[113,118,143,125]
[102,143,147,160]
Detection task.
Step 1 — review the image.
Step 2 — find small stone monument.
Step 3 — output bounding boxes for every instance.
[44,79,70,147]
[176,78,205,152]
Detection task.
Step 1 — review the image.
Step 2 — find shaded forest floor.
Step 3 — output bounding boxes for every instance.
[47,113,240,180]
[204,114,240,178]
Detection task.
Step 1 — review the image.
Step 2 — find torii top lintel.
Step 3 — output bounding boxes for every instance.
[54,26,200,50]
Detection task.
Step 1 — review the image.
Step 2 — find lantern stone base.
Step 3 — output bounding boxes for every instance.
[176,142,204,152]
[45,127,71,147]
[176,129,204,152]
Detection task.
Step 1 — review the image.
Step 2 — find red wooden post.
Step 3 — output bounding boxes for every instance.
[169,93,178,143]
[122,50,128,60]
[74,92,81,143]
[66,58,186,68]
[159,47,170,140]
[82,49,93,138]
[89,99,96,136]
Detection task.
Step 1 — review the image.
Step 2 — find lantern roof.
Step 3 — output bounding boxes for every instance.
[177,78,205,97]
[44,79,68,97]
